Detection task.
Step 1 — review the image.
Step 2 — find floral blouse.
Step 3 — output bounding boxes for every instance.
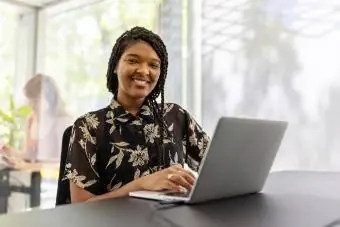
[64,98,210,195]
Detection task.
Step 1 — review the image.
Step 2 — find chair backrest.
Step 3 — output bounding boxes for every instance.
[55,125,72,206]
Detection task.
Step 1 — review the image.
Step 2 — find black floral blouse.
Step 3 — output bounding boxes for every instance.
[64,98,210,195]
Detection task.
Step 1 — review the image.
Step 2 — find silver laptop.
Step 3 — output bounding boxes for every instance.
[129,117,288,204]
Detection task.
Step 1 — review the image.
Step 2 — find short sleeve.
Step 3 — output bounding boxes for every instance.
[63,113,101,195]
[183,110,210,171]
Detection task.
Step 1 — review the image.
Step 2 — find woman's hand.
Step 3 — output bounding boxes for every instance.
[0,142,11,153]
[136,164,196,192]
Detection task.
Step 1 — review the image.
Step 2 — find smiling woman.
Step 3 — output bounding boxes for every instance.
[115,40,161,104]
[63,26,210,203]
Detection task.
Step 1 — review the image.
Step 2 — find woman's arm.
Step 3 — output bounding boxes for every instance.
[70,164,196,203]
[70,180,141,203]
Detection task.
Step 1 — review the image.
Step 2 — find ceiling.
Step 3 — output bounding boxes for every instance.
[3,0,68,8]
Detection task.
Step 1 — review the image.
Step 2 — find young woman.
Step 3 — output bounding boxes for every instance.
[23,74,72,162]
[64,26,210,203]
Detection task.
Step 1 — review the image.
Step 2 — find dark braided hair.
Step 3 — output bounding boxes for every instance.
[106,26,169,170]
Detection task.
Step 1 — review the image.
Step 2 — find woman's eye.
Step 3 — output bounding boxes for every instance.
[150,63,160,69]
[127,59,138,64]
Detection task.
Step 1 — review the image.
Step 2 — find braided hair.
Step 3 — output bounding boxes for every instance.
[106,26,169,170]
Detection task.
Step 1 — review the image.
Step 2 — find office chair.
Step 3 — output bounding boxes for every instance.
[55,126,72,205]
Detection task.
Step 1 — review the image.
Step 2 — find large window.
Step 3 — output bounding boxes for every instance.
[201,0,340,171]
[0,3,27,147]
[38,0,186,119]
[0,3,18,105]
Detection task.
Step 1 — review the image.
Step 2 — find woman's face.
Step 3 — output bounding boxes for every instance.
[28,95,49,114]
[115,40,161,101]
[28,96,41,113]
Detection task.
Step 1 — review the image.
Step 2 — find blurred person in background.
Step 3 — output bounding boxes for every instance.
[1,74,73,163]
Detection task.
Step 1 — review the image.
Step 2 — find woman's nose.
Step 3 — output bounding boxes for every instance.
[136,63,150,76]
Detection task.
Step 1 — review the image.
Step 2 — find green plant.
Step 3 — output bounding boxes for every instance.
[0,94,32,149]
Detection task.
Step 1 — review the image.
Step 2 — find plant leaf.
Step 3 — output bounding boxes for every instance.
[16,105,32,117]
[9,94,15,112]
[0,110,14,123]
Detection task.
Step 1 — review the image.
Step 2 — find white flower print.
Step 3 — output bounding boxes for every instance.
[189,133,198,146]
[69,127,76,150]
[134,169,141,179]
[168,123,174,132]
[79,123,96,145]
[128,145,149,167]
[163,103,174,116]
[131,120,142,126]
[144,124,159,143]
[112,181,122,190]
[107,174,123,191]
[65,169,96,189]
[141,169,151,177]
[85,113,100,129]
[140,105,152,116]
[106,150,125,169]
[110,100,120,109]
[198,138,205,158]
[78,139,86,150]
[106,111,116,134]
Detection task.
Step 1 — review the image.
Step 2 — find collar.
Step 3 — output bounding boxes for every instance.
[108,97,154,125]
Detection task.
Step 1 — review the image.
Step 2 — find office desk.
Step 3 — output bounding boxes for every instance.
[0,171,339,227]
[264,171,340,199]
[0,162,59,213]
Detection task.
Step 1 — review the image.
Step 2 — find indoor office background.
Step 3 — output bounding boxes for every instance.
[0,0,340,214]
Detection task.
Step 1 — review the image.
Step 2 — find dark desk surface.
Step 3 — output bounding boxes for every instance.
[0,171,340,227]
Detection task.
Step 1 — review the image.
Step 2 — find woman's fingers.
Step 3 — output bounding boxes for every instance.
[167,172,192,191]
[170,165,196,180]
[164,179,181,192]
[180,170,195,185]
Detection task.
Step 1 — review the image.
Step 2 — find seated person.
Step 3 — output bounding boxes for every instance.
[64,26,210,203]
[1,74,72,163]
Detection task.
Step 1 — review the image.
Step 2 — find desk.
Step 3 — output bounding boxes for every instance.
[264,171,340,199]
[0,171,340,227]
[0,162,59,213]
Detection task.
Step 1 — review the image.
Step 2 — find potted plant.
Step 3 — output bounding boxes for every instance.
[0,94,32,150]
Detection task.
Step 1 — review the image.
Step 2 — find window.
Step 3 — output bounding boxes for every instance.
[0,3,28,147]
[0,2,18,102]
[39,0,186,119]
[201,0,340,171]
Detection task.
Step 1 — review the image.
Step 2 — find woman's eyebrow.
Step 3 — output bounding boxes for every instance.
[125,53,160,63]
[125,53,140,58]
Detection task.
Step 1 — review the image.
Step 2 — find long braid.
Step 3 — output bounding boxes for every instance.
[106,26,169,170]
[159,88,167,169]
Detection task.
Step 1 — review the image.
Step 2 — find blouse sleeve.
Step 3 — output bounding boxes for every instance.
[63,113,101,195]
[183,110,210,171]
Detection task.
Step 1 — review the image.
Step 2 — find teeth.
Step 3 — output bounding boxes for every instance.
[133,79,147,85]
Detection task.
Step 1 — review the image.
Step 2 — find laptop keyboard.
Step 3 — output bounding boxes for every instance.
[165,191,190,198]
